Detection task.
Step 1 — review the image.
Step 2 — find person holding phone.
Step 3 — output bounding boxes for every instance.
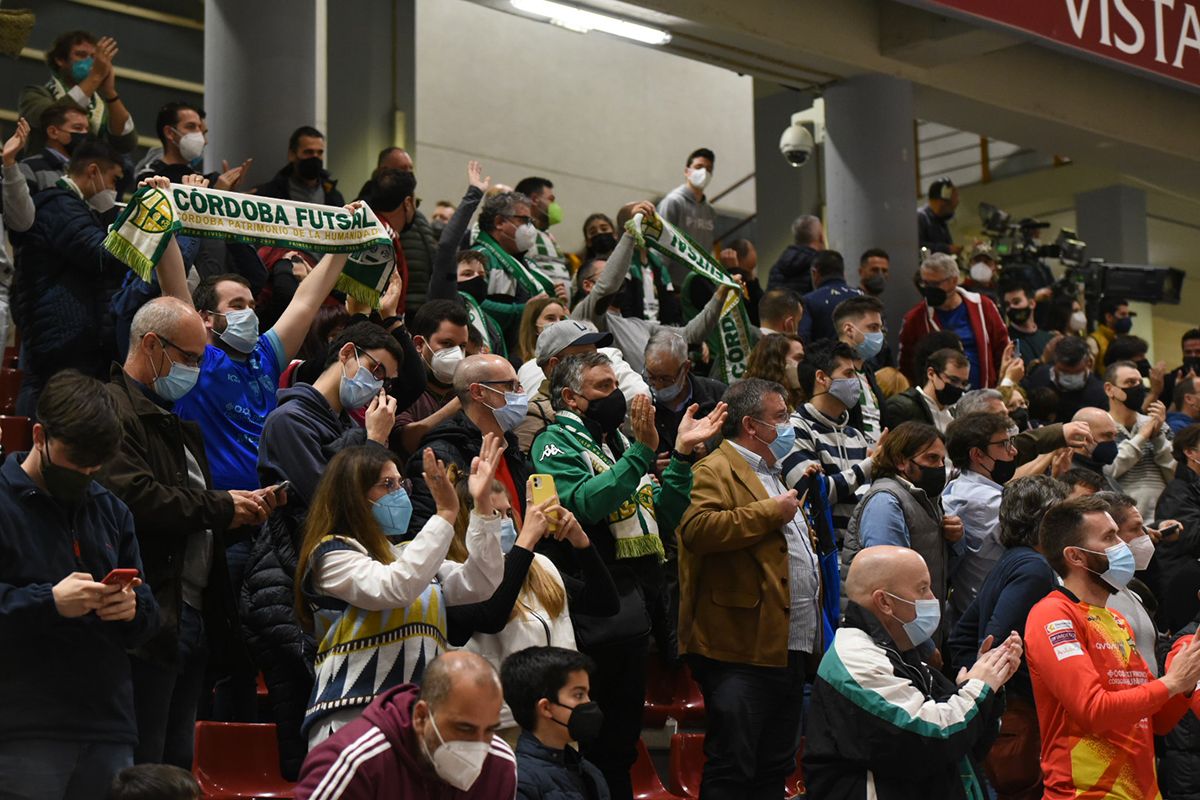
[293,437,506,748]
[0,370,157,799]
[97,296,284,770]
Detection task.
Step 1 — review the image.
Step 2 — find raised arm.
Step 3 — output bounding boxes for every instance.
[570,231,634,325]
[681,284,731,345]
[429,162,488,301]
[1,118,34,233]
[270,249,350,361]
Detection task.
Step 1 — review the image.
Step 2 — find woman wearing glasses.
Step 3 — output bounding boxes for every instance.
[293,435,507,748]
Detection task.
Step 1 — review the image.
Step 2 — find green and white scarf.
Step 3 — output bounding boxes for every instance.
[628,213,754,383]
[104,183,396,306]
[557,411,665,562]
[474,230,557,297]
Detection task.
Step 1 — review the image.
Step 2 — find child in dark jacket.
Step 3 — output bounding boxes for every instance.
[501,647,611,800]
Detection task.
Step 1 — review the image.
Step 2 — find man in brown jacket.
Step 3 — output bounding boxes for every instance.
[678,377,820,800]
[97,297,282,768]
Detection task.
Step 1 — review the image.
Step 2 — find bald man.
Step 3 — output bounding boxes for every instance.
[98,296,283,768]
[405,354,532,534]
[1069,406,1121,482]
[296,651,517,798]
[804,546,1020,799]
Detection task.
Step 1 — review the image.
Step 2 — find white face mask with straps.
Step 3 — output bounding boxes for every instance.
[421,711,490,791]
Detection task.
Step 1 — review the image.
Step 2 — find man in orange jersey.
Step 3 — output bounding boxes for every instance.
[1026,495,1200,799]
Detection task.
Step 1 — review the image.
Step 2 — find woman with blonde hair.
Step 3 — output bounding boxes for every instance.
[745,332,805,409]
[294,435,506,747]
[517,297,569,363]
[443,467,620,742]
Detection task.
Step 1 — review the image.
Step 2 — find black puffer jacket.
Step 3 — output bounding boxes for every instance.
[398,210,436,312]
[239,513,315,781]
[1158,622,1200,800]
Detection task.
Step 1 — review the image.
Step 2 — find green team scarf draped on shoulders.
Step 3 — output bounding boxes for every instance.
[540,410,665,561]
[103,183,396,306]
[628,212,753,383]
[473,229,556,297]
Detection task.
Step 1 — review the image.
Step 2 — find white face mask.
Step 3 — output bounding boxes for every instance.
[969,262,994,284]
[422,712,490,791]
[426,343,464,384]
[1129,533,1155,571]
[87,188,117,214]
[1070,311,1087,333]
[514,221,538,253]
[687,167,711,190]
[176,129,206,163]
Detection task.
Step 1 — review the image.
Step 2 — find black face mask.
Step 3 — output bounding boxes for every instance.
[1135,359,1151,379]
[984,453,1017,485]
[1007,306,1032,325]
[1009,407,1030,431]
[588,232,616,256]
[1182,356,1200,375]
[296,156,323,181]
[581,388,627,433]
[431,219,447,240]
[1090,440,1119,466]
[862,274,886,296]
[459,275,487,303]
[912,463,946,498]
[921,285,948,307]
[1120,384,1147,412]
[933,379,964,407]
[41,443,93,508]
[551,700,604,743]
[65,131,88,156]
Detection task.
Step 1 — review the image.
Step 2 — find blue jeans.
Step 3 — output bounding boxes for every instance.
[0,739,133,800]
[130,604,208,768]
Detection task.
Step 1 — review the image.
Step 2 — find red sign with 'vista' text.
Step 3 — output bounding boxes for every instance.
[908,0,1200,91]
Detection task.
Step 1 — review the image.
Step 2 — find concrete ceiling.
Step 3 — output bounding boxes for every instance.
[470,0,1200,203]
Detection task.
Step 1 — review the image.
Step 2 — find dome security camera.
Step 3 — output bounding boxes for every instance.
[779,119,815,168]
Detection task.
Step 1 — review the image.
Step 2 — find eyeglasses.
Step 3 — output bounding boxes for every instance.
[922,275,956,289]
[986,436,1017,452]
[644,364,686,388]
[936,372,969,389]
[355,348,389,381]
[156,335,205,368]
[479,379,522,394]
[375,476,413,494]
[504,214,533,226]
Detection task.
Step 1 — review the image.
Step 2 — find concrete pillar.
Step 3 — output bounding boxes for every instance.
[1075,185,1148,264]
[204,0,414,198]
[203,0,324,182]
[823,74,920,354]
[753,79,822,288]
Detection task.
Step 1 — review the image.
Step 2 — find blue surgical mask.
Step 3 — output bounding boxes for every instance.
[753,419,795,461]
[70,57,94,84]
[215,308,260,354]
[651,377,687,405]
[500,518,517,554]
[828,376,862,409]
[855,329,885,361]
[886,592,941,647]
[1076,542,1136,590]
[153,359,201,402]
[339,351,383,411]
[484,385,529,433]
[372,488,413,538]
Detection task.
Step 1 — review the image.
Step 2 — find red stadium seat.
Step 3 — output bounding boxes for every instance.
[193,722,296,800]
[644,658,706,728]
[668,732,806,798]
[0,416,32,454]
[633,738,684,800]
[667,732,705,799]
[0,369,21,415]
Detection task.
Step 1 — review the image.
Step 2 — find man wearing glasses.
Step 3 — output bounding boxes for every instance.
[98,297,284,769]
[898,252,1009,390]
[257,321,403,521]
[943,411,1021,624]
[406,353,534,533]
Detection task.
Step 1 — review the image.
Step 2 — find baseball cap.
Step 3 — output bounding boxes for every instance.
[535,320,612,366]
